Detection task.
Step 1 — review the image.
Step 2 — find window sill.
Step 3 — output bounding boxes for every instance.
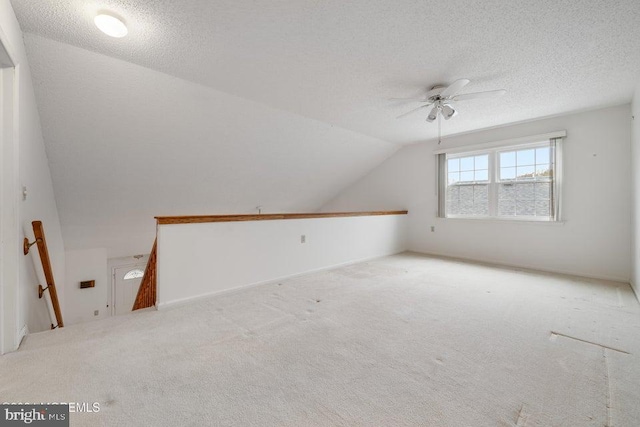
[439,217,565,226]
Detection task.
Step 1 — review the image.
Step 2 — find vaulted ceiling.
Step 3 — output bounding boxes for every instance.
[11,0,640,256]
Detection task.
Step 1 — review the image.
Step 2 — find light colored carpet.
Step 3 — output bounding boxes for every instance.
[2,252,640,426]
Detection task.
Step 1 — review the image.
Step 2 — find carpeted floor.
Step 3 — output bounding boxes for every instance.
[2,252,640,426]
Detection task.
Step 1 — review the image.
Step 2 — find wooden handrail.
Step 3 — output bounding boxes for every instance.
[132,239,157,310]
[156,210,408,225]
[25,221,64,329]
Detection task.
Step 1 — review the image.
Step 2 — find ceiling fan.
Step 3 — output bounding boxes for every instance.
[393,79,506,142]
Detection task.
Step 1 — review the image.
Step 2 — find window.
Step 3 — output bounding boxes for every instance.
[437,135,563,221]
[446,154,490,216]
[123,269,144,280]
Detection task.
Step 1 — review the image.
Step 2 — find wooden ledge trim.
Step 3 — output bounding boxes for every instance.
[156,210,408,225]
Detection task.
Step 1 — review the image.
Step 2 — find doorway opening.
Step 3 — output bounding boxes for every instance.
[0,37,18,354]
[109,256,149,316]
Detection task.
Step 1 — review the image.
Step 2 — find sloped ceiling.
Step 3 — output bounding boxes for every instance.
[10,0,640,256]
[22,35,396,256]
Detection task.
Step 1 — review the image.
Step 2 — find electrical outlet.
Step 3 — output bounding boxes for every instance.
[301,235,306,243]
[94,310,99,316]
[430,226,435,232]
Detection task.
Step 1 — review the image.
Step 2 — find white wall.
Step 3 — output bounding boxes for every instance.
[322,105,632,282]
[632,86,640,295]
[0,0,66,342]
[23,35,398,259]
[157,215,407,308]
[64,248,108,325]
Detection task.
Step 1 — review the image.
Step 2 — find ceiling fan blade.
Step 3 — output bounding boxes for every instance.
[395,104,431,119]
[426,106,439,122]
[439,79,470,98]
[389,97,429,102]
[452,89,506,102]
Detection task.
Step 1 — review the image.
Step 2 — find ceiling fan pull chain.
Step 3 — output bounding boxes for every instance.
[438,112,442,145]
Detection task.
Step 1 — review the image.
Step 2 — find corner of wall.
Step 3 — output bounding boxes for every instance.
[0,0,67,336]
[631,83,640,299]
[320,106,633,282]
[64,248,108,325]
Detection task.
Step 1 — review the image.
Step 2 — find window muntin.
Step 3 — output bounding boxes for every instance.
[447,154,489,184]
[443,141,557,221]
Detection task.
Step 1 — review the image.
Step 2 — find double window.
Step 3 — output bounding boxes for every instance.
[437,135,563,221]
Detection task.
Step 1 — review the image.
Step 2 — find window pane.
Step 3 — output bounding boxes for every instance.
[500,151,516,168]
[446,184,488,216]
[448,172,459,184]
[535,182,550,199]
[516,200,536,216]
[124,269,144,280]
[499,183,515,200]
[500,167,516,180]
[516,183,535,199]
[535,199,550,216]
[446,186,460,214]
[473,185,489,215]
[460,171,474,182]
[516,165,535,179]
[448,158,460,172]
[499,182,554,218]
[458,186,474,214]
[460,157,474,171]
[536,147,550,164]
[517,149,535,166]
[475,170,488,181]
[535,164,552,178]
[499,200,516,216]
[475,155,488,170]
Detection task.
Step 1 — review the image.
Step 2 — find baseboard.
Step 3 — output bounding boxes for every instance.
[407,250,631,284]
[157,248,406,310]
[17,325,28,348]
[630,280,640,303]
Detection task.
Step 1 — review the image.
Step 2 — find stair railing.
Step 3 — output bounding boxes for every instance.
[132,238,157,310]
[23,221,64,329]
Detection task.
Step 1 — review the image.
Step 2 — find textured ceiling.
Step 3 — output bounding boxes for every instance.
[23,35,396,256]
[12,0,640,144]
[9,0,640,256]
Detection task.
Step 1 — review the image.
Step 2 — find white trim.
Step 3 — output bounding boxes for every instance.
[409,250,630,284]
[438,216,565,226]
[630,281,639,304]
[553,137,563,221]
[0,44,18,354]
[433,131,566,155]
[0,24,19,67]
[17,324,27,346]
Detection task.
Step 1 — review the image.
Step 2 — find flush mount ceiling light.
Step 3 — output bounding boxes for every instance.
[94,13,128,38]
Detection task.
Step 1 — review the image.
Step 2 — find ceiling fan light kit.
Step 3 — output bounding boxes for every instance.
[394,79,506,143]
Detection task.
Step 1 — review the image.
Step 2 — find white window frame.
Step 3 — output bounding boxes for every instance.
[436,132,564,222]
[445,150,493,219]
